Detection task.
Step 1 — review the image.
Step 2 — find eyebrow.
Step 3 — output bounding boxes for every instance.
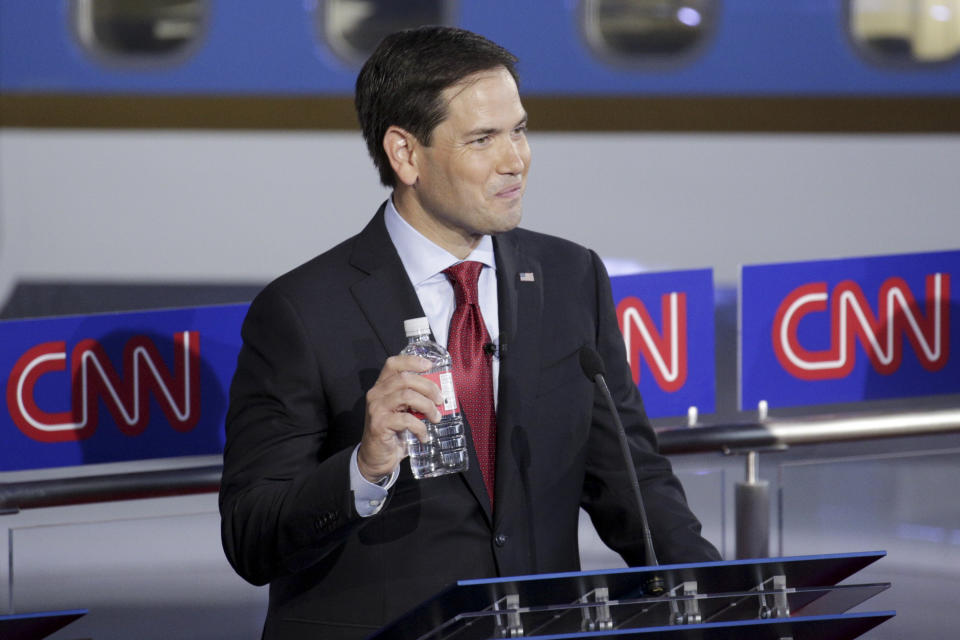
[464,114,529,139]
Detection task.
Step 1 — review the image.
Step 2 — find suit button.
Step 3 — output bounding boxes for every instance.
[495,534,508,547]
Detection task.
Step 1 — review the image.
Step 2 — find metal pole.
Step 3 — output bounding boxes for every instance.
[735,450,770,559]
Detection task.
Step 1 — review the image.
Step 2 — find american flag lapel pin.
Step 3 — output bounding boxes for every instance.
[519,272,535,282]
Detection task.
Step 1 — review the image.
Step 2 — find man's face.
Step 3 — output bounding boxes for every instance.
[403,67,531,254]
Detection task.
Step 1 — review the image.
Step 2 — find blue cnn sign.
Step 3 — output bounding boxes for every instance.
[741,250,960,409]
[1,304,248,471]
[610,269,716,418]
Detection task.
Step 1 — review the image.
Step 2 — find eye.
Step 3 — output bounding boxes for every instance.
[471,135,492,146]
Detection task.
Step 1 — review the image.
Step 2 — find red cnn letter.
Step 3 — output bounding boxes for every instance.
[70,331,201,437]
[617,293,688,392]
[7,341,97,442]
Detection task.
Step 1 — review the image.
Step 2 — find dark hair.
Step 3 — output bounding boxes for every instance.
[355,26,520,188]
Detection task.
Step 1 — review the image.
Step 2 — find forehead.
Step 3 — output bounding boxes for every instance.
[439,68,524,129]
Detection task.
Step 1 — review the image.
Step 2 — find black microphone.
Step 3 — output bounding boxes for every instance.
[579,346,664,597]
[483,340,506,357]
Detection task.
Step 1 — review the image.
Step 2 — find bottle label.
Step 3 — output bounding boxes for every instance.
[411,370,458,418]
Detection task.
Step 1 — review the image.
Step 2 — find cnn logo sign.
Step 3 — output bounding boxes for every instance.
[6,331,200,443]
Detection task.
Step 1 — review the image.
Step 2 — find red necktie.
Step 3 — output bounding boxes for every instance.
[444,261,496,503]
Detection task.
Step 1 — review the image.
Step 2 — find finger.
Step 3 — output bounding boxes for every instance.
[370,365,443,409]
[396,411,430,442]
[399,389,443,426]
[368,373,441,419]
[366,386,437,436]
[377,354,433,382]
[400,372,443,407]
[373,384,441,429]
[363,417,426,472]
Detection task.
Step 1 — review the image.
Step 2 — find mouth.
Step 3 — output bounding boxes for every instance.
[495,183,524,199]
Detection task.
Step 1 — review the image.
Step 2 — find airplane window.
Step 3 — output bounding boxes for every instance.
[581,0,717,61]
[322,0,455,66]
[850,0,960,63]
[71,0,206,61]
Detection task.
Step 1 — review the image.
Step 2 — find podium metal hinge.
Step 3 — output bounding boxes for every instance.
[756,574,791,619]
[668,580,702,625]
[493,593,523,638]
[578,586,613,631]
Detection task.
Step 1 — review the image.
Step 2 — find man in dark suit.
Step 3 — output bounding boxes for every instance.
[220,26,719,639]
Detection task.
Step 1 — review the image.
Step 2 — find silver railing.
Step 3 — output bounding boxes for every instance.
[2,407,959,557]
[0,465,222,515]
[656,406,960,452]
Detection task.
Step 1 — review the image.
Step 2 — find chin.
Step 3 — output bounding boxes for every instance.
[491,210,523,234]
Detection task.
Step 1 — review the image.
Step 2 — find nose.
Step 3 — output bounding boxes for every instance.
[498,137,527,175]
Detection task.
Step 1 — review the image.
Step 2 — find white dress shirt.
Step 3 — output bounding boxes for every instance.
[351,197,502,516]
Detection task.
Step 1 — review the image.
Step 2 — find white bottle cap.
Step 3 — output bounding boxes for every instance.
[403,317,431,337]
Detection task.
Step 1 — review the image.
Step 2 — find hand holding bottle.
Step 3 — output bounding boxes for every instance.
[399,317,469,479]
[357,353,442,483]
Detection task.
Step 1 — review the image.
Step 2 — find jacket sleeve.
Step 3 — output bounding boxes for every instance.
[580,251,722,566]
[218,285,366,586]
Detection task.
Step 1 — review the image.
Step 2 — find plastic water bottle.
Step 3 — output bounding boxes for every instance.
[400,317,469,479]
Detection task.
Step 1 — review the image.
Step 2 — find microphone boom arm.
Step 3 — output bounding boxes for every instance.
[593,372,661,572]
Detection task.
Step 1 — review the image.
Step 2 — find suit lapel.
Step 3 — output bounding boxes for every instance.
[350,205,493,521]
[348,208,424,356]
[492,231,543,533]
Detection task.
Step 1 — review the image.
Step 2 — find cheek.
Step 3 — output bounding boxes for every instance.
[458,155,493,183]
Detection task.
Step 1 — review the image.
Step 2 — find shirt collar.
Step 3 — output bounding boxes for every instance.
[384,197,495,286]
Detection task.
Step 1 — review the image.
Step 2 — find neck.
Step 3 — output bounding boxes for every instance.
[392,188,481,260]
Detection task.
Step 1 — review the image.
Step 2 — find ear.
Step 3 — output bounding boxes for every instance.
[383,126,419,187]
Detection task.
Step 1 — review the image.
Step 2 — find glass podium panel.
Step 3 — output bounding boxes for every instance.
[372,552,891,640]
[6,506,266,639]
[779,448,960,640]
[409,584,889,639]
[0,610,87,639]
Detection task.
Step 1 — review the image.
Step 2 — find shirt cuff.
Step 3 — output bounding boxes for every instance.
[350,445,399,517]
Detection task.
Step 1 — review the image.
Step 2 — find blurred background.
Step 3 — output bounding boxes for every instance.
[1,1,958,638]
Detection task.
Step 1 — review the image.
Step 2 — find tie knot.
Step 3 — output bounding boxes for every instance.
[444,261,484,306]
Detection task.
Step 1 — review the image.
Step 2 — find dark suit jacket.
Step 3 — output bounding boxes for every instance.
[219,204,719,638]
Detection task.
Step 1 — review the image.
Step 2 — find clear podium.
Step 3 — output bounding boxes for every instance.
[0,609,87,640]
[370,551,893,639]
